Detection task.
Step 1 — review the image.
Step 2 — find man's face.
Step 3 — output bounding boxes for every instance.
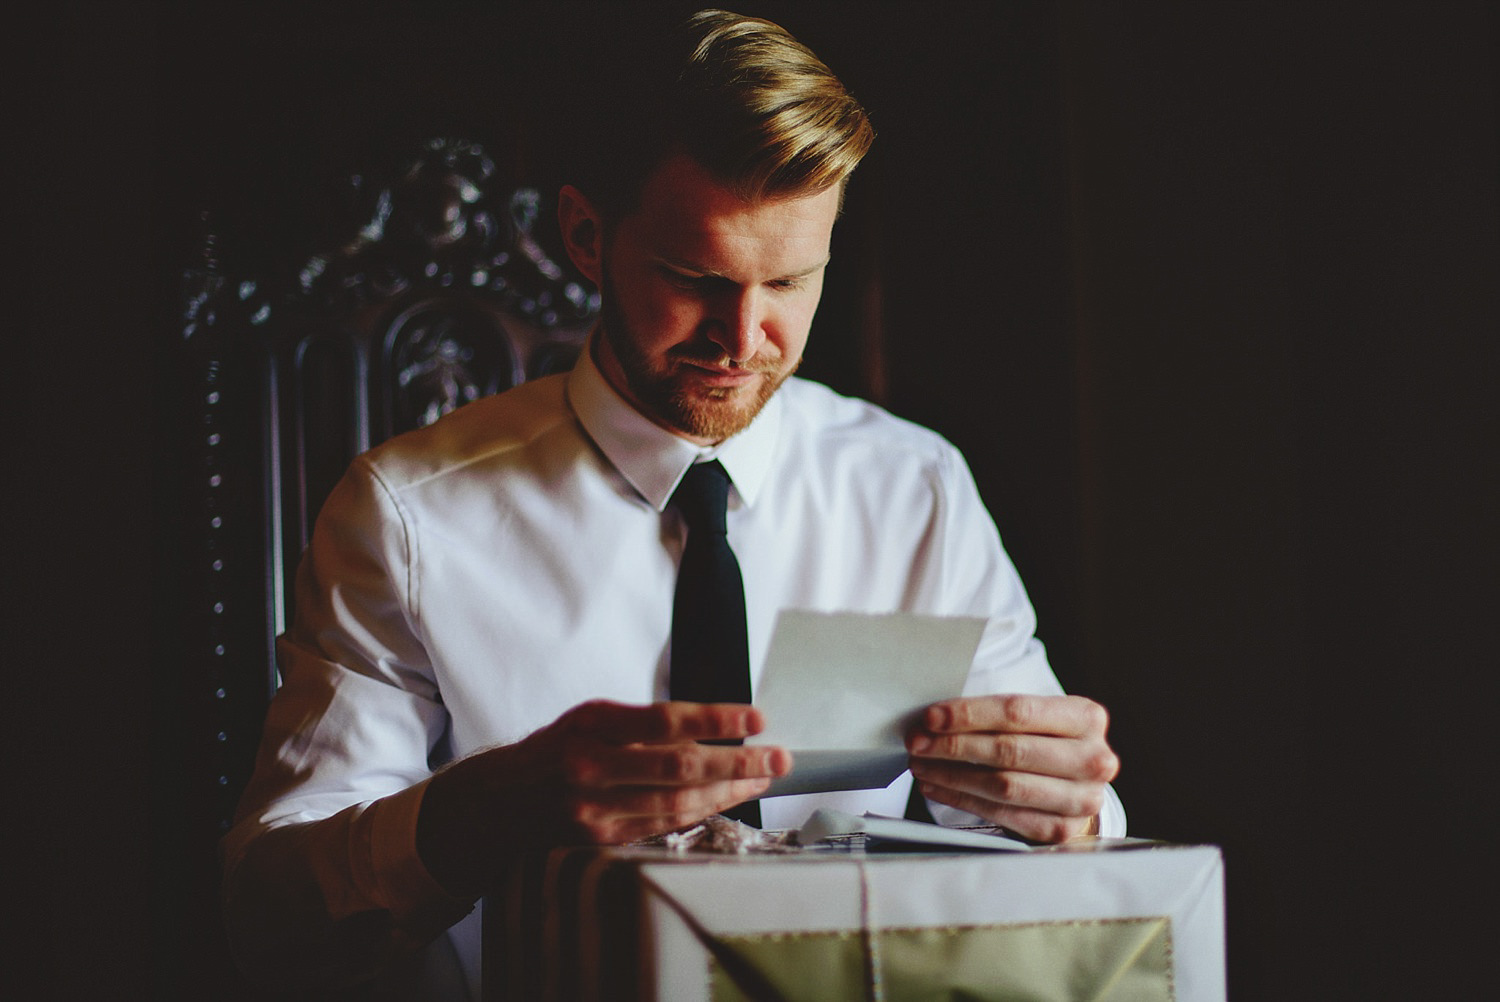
[583,155,841,443]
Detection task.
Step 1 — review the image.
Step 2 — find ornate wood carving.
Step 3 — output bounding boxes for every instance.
[178,139,598,834]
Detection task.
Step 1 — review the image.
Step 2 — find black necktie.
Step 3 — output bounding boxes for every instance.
[669,460,760,827]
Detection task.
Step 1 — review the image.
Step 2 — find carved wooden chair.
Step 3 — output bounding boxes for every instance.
[169,132,878,995]
[175,137,599,843]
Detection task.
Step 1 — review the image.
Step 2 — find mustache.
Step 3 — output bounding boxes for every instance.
[669,343,779,374]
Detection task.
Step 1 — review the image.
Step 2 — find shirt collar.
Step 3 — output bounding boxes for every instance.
[567,332,782,512]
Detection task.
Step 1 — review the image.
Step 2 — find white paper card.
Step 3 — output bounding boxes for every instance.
[797,808,1036,851]
[748,610,986,797]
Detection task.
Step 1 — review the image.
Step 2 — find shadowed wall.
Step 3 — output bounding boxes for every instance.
[13,3,1496,997]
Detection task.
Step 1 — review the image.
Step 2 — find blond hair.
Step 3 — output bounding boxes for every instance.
[576,9,874,216]
[675,10,874,202]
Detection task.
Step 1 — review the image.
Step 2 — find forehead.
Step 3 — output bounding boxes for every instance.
[621,154,840,272]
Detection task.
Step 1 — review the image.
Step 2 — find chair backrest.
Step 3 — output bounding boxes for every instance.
[177,138,598,836]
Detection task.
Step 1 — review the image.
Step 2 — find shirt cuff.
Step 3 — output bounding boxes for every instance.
[1097,782,1128,838]
[355,778,476,941]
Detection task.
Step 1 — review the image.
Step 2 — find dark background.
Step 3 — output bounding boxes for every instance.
[12,2,1497,997]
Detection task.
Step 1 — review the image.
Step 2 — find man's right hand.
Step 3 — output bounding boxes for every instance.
[415,700,790,898]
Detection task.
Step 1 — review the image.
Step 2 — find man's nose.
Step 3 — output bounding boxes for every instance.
[706,288,766,364]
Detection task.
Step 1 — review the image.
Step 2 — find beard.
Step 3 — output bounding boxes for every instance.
[599,266,799,442]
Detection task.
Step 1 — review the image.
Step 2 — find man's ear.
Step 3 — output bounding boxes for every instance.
[557,184,605,286]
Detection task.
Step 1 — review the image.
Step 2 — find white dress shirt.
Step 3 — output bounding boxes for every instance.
[222,342,1126,997]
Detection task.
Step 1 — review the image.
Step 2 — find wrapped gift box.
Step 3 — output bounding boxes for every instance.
[485,839,1224,1001]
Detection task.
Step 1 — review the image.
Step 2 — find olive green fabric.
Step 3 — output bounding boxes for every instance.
[707,917,1173,1002]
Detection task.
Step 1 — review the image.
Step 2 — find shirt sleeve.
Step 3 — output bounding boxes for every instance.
[920,443,1127,838]
[220,458,474,991]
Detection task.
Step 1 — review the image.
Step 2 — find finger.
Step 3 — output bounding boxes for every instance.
[602,776,775,821]
[916,780,1098,845]
[918,694,1109,740]
[907,732,1119,784]
[909,759,1108,820]
[567,740,791,789]
[638,702,769,744]
[565,699,766,745]
[565,777,775,844]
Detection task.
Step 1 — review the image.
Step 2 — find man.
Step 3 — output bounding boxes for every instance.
[223,9,1123,996]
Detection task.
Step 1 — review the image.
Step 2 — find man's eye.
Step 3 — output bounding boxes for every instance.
[768,278,804,291]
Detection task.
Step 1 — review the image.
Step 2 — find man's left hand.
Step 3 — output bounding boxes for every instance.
[905,694,1119,843]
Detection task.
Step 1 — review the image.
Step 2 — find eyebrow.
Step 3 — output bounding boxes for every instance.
[657,254,831,283]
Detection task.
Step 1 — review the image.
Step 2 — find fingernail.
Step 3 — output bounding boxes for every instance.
[771,750,792,776]
[910,735,931,754]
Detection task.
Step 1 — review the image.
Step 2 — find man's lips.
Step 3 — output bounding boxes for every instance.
[678,357,771,387]
[687,366,757,386]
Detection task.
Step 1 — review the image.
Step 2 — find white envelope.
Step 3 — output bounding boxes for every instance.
[747,610,986,797]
